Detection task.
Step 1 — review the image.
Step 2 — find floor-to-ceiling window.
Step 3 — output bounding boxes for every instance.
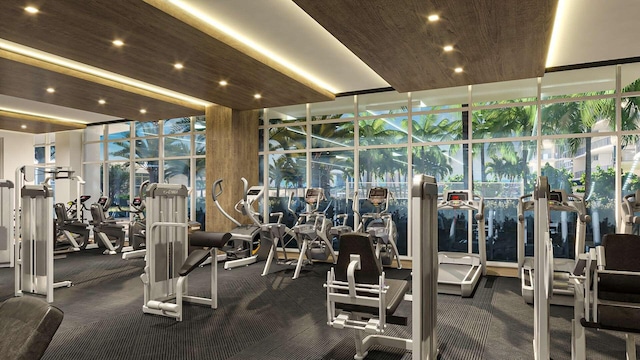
[81,115,206,224]
[259,63,640,265]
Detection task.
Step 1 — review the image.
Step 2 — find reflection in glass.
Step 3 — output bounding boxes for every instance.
[194,134,205,155]
[164,117,191,135]
[359,117,408,146]
[165,135,191,157]
[411,112,462,143]
[134,138,159,159]
[194,115,206,131]
[412,144,466,192]
[473,104,536,139]
[541,97,615,136]
[108,162,130,214]
[310,97,355,120]
[358,91,408,116]
[108,140,130,161]
[134,121,158,137]
[311,122,354,148]
[269,126,307,151]
[195,158,206,226]
[268,105,306,124]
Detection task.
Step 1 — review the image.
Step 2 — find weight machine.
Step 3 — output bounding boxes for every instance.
[325,174,439,359]
[15,184,71,303]
[140,183,230,321]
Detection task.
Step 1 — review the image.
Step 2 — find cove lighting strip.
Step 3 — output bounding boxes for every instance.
[0,39,212,107]
[167,0,339,94]
[0,106,88,125]
[545,0,569,68]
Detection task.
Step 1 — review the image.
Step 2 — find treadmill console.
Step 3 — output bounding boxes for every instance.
[368,187,388,206]
[446,191,469,207]
[305,188,325,204]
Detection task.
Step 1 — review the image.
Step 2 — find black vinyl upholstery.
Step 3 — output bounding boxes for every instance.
[0,296,64,360]
[590,233,640,331]
[335,232,409,316]
[178,232,232,276]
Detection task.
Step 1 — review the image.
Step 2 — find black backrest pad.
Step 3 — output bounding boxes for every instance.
[602,233,640,271]
[336,232,382,284]
[0,296,64,360]
[54,203,67,223]
[90,203,106,223]
[189,231,232,249]
[599,233,640,301]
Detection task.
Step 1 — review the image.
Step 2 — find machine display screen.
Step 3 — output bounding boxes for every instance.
[549,191,562,202]
[447,192,468,201]
[247,189,261,196]
[369,188,387,198]
[307,188,323,197]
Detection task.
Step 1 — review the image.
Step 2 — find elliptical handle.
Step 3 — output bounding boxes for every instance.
[241,177,249,203]
[212,179,224,201]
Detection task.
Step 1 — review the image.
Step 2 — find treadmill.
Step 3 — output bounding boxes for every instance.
[437,190,486,297]
[620,189,640,234]
[518,189,590,306]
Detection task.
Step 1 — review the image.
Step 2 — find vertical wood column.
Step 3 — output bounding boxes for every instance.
[205,105,259,232]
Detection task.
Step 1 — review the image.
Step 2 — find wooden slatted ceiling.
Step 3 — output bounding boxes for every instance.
[294,0,558,93]
[0,0,334,111]
[0,58,202,122]
[0,111,85,134]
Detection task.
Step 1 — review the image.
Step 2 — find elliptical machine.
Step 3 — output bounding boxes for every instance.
[213,178,266,270]
[354,187,401,269]
[291,188,336,279]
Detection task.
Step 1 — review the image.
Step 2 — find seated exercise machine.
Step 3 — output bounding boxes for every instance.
[15,184,71,303]
[53,202,89,252]
[571,233,640,360]
[212,178,266,270]
[292,188,336,280]
[0,296,64,360]
[354,187,401,269]
[89,202,126,255]
[518,187,590,305]
[436,190,486,297]
[326,174,439,359]
[140,183,231,321]
[620,189,640,234]
[0,180,14,268]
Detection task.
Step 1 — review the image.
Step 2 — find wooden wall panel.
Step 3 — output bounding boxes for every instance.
[205,105,259,232]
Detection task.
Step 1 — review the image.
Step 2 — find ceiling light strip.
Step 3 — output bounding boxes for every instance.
[0,39,212,108]
[0,108,87,125]
[159,0,338,94]
[545,0,568,68]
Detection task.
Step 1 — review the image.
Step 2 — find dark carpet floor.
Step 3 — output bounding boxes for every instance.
[0,249,636,359]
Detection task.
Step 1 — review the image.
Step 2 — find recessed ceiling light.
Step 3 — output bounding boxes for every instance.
[46,87,55,93]
[443,45,454,52]
[21,124,27,129]
[174,63,184,70]
[98,99,106,105]
[427,14,439,22]
[454,67,463,73]
[254,94,261,99]
[25,6,39,14]
[219,80,228,86]
[140,109,147,114]
[112,39,124,47]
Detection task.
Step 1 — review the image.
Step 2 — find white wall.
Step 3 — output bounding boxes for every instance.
[0,130,35,182]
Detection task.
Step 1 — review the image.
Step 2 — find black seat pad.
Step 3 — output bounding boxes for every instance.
[189,231,231,249]
[179,249,212,276]
[0,296,64,360]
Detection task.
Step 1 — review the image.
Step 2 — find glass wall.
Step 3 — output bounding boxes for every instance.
[81,115,206,223]
[259,64,640,265]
